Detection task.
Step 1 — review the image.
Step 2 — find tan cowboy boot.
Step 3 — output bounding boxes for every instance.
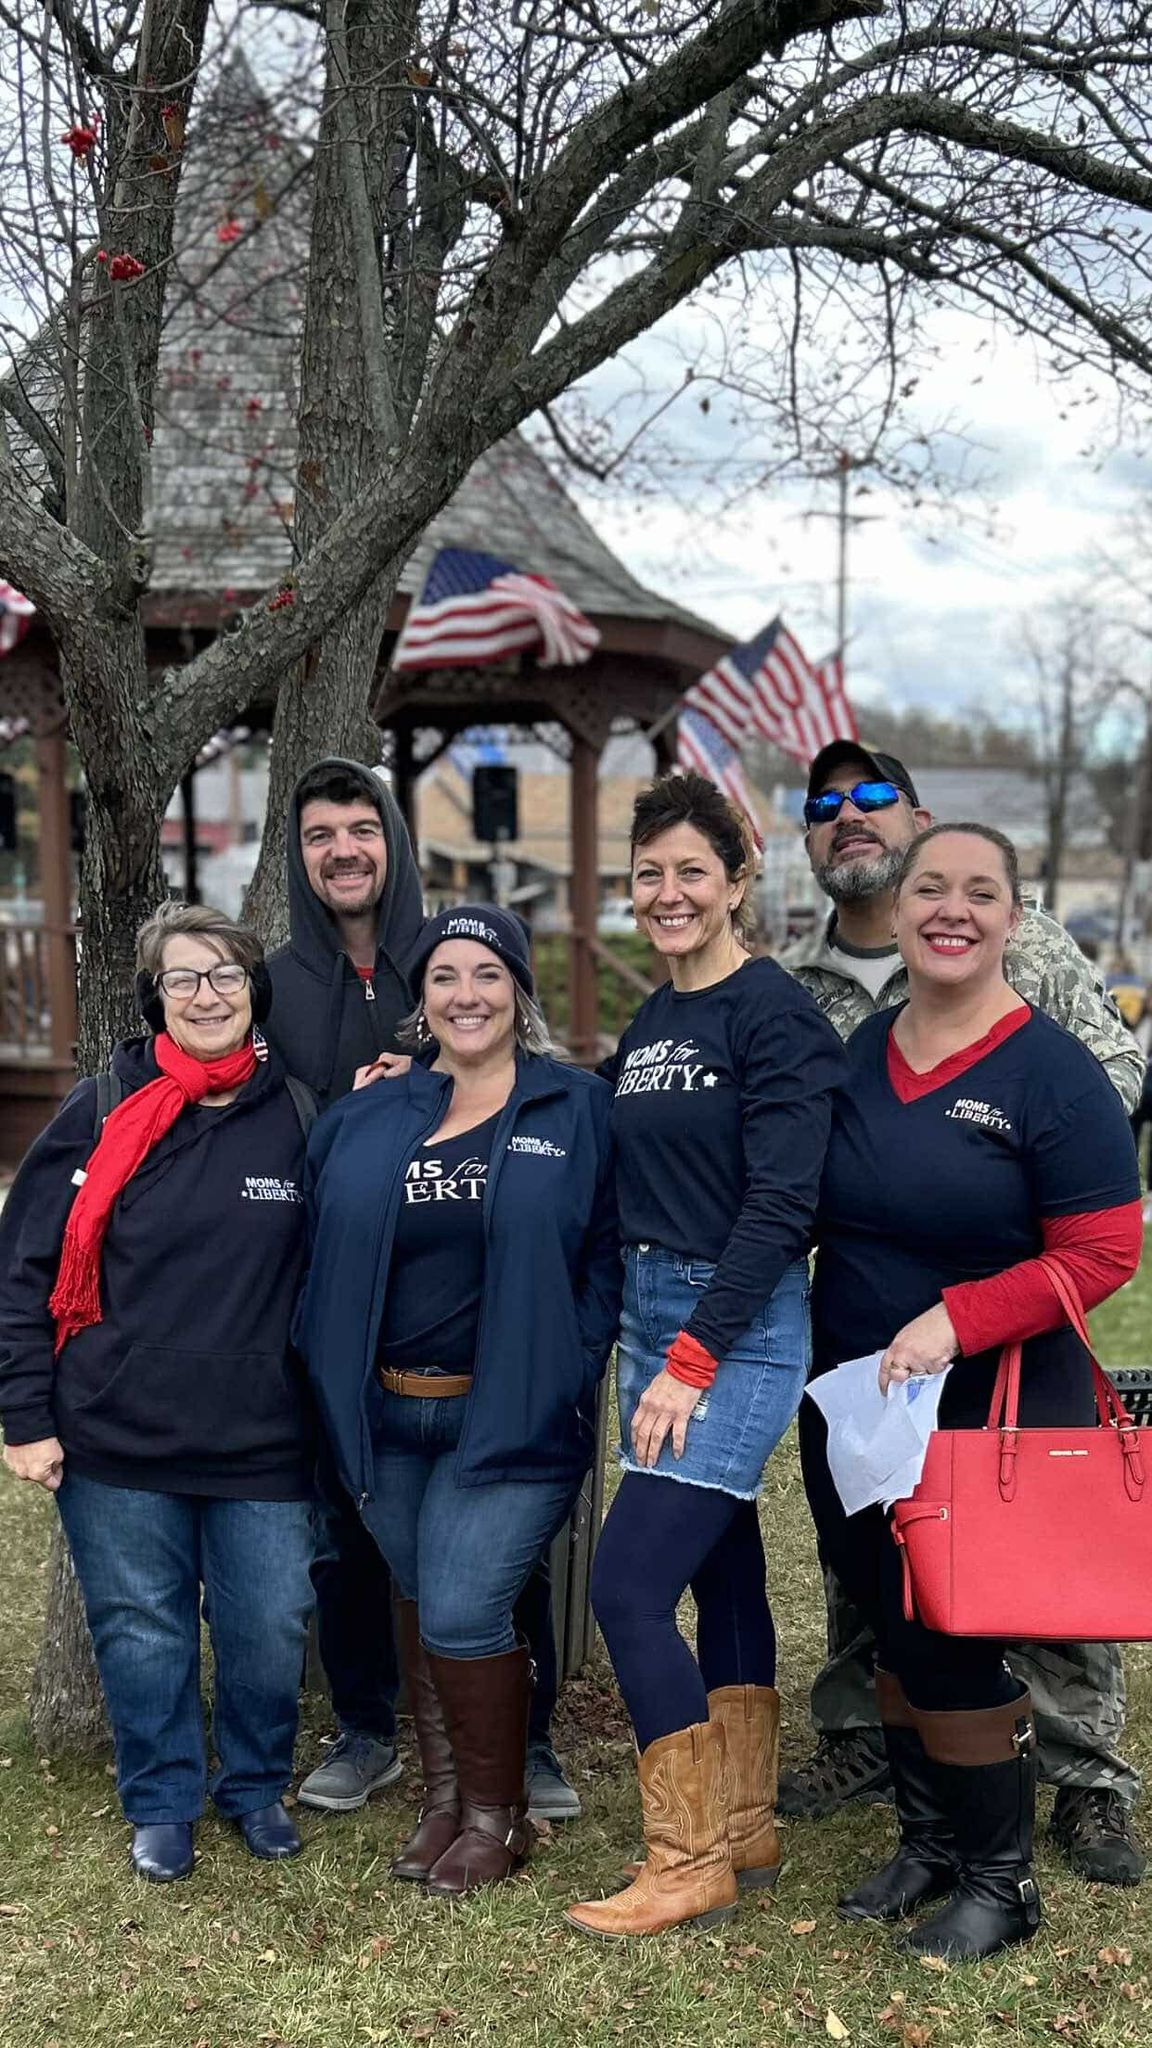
[620,1683,782,1889]
[565,1719,737,1938]
[707,1684,782,1888]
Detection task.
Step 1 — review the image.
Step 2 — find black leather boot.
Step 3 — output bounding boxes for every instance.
[838,1672,956,1923]
[899,1689,1041,1962]
[131,1822,195,1883]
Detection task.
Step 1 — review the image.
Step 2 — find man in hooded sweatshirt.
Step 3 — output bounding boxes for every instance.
[264,759,581,1823]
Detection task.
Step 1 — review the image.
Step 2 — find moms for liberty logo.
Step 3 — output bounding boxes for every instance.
[614,1040,719,1096]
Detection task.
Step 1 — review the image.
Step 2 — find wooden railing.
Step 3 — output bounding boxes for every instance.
[0,922,77,1060]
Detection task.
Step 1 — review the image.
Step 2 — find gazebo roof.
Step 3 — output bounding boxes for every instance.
[135,60,718,644]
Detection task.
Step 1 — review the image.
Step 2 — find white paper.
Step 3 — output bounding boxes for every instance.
[804,1353,951,1517]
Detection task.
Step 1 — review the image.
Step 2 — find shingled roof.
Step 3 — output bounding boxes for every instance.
[136,59,717,641]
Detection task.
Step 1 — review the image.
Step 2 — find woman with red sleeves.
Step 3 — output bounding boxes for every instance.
[803,821,1142,1963]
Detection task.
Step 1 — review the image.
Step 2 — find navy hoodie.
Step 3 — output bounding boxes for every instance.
[295,1054,622,1501]
[262,758,425,1106]
[0,1040,314,1498]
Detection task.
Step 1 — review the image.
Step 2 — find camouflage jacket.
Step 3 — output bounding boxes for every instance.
[780,905,1144,1113]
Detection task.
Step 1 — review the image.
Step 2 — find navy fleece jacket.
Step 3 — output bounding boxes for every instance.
[295,1053,621,1500]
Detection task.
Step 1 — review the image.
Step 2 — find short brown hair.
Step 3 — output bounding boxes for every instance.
[895,823,1022,907]
[631,771,758,941]
[135,899,264,977]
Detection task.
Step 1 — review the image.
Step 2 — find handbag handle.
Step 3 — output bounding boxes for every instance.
[987,1253,1144,1502]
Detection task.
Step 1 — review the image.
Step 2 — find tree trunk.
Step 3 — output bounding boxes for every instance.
[244,588,395,946]
[29,652,168,1754]
[28,1529,109,1756]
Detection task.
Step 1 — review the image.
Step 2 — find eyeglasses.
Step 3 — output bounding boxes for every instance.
[155,964,249,999]
[803,780,902,828]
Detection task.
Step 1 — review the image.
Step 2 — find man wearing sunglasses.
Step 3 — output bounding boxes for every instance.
[780,739,1146,1889]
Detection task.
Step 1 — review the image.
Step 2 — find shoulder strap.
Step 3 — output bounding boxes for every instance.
[284,1074,319,1137]
[92,1070,126,1136]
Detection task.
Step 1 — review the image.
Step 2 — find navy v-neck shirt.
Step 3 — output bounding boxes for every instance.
[812,1006,1138,1427]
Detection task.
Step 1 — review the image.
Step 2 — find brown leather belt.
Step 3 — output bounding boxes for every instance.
[377,1368,473,1399]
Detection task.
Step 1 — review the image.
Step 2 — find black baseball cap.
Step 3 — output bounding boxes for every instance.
[806,740,920,807]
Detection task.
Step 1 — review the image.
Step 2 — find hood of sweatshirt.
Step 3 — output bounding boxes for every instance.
[284,758,424,977]
[264,759,425,1104]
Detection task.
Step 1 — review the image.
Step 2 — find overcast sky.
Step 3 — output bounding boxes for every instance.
[564,302,1152,737]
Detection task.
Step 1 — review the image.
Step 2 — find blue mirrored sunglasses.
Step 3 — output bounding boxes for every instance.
[803,780,902,828]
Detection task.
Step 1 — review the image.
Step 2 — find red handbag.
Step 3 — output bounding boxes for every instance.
[890,1256,1152,1640]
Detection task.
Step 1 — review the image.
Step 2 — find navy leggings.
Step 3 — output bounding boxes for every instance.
[591,1473,776,1750]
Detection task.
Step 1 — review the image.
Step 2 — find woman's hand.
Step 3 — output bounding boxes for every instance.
[3,1437,65,1491]
[353,1053,413,1090]
[879,1304,958,1395]
[630,1370,703,1467]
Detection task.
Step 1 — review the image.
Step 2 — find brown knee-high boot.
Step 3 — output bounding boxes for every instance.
[565,1719,738,1939]
[423,1644,533,1897]
[390,1598,461,1882]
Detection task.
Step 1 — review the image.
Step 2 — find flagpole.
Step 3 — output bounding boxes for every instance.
[835,449,850,677]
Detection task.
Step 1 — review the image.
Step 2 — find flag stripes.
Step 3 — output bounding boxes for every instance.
[393,549,600,671]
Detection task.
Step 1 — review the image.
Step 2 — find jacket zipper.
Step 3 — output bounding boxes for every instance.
[451,1088,523,1481]
[357,1077,449,1501]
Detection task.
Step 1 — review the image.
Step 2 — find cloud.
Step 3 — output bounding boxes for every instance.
[562,301,1151,722]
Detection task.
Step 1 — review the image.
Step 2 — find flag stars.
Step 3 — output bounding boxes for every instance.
[703,1073,719,1087]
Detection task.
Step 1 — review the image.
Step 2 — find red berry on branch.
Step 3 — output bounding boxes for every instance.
[61,123,99,159]
[267,587,296,611]
[245,397,263,416]
[216,218,243,245]
[108,253,145,282]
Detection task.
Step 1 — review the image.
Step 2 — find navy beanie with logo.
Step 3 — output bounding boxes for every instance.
[408,904,535,1000]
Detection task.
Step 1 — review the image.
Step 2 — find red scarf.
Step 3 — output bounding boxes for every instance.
[49,1031,258,1353]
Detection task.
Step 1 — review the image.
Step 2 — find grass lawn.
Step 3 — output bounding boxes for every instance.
[1,1263,1150,2047]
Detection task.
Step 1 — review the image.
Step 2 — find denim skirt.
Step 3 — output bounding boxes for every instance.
[615,1246,811,1500]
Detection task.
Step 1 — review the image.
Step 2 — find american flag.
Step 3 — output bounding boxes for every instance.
[684,617,856,766]
[392,547,600,672]
[676,708,764,848]
[0,583,35,658]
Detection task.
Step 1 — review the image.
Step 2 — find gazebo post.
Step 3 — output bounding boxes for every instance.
[179,771,199,903]
[393,722,419,861]
[36,727,77,1064]
[568,729,601,1065]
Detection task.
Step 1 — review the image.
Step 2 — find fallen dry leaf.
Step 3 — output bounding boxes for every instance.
[825,2013,850,2041]
[790,1919,817,1936]
[902,2027,933,2048]
[1098,1946,1133,1967]
[917,1955,950,1974]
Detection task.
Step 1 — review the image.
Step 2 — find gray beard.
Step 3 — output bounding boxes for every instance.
[814,845,905,904]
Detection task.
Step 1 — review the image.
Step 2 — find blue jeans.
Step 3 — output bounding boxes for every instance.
[57,1474,315,1824]
[361,1391,577,1659]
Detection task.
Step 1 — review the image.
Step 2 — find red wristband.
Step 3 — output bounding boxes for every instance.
[666,1330,720,1390]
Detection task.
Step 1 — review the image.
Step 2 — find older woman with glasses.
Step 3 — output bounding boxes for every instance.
[0,901,317,1886]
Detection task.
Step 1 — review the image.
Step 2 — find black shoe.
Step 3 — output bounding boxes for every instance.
[838,1725,956,1922]
[778,1731,891,1819]
[898,1692,1041,1963]
[1051,1788,1146,1887]
[131,1823,195,1884]
[236,1802,302,1861]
